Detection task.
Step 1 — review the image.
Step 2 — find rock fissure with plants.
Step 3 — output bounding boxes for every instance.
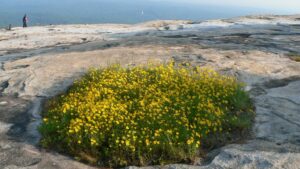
[39,62,254,167]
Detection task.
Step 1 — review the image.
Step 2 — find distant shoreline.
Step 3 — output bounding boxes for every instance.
[1,14,299,30]
[0,13,300,29]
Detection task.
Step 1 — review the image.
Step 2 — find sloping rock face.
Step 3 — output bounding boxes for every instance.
[0,15,300,169]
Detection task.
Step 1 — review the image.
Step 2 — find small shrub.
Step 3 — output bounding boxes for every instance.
[39,62,254,167]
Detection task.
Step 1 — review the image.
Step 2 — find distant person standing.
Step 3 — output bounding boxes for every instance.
[7,24,12,31]
[22,14,28,27]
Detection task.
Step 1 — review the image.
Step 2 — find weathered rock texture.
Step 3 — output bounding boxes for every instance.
[0,15,300,169]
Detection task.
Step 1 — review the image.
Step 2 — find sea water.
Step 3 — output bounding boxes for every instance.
[0,0,294,28]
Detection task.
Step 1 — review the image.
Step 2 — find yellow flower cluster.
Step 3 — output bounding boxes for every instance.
[39,62,253,167]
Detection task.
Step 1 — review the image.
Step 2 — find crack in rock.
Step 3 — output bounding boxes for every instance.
[0,80,9,94]
[0,62,4,71]
[262,76,300,89]
[269,110,300,128]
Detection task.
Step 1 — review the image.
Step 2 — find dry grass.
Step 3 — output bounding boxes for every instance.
[287,53,300,62]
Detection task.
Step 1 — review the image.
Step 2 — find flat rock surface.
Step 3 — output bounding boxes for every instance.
[0,15,300,169]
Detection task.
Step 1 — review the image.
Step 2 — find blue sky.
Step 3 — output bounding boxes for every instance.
[155,0,300,13]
